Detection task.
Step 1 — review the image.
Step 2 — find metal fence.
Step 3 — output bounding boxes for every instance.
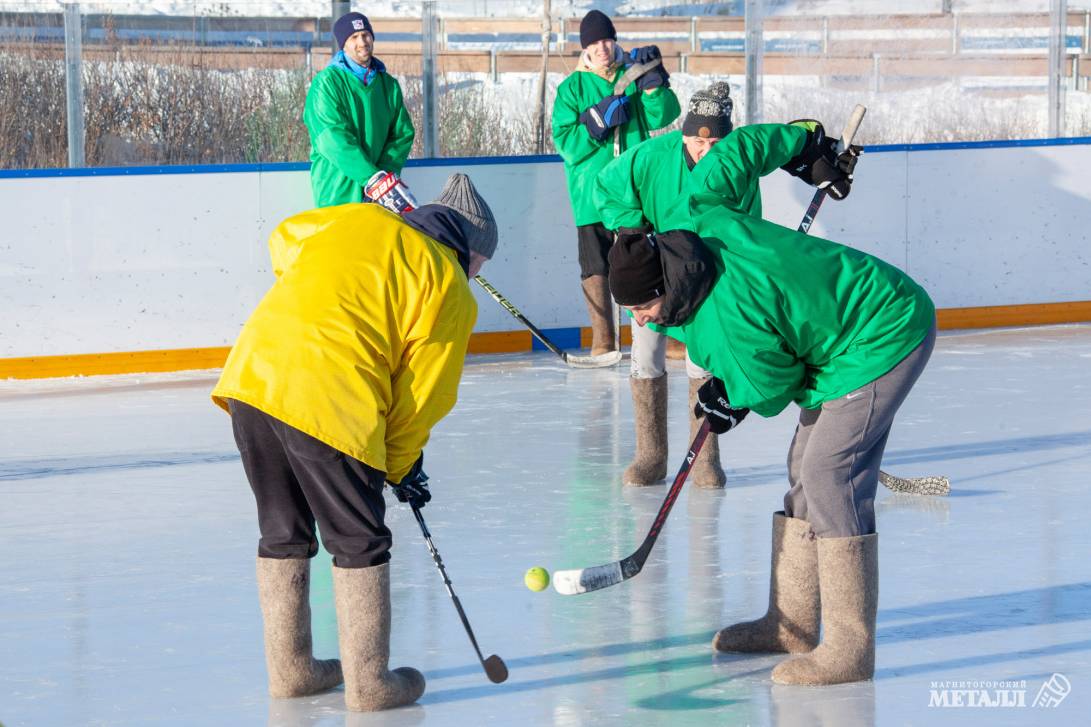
[0,1,1085,169]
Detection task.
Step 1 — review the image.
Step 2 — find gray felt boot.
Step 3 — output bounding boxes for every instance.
[688,376,727,489]
[772,533,878,685]
[256,557,343,698]
[581,275,617,356]
[713,513,820,654]
[623,374,668,486]
[333,563,426,711]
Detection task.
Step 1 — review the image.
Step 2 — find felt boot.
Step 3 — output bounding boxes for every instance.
[623,374,668,486]
[688,376,727,488]
[582,275,617,356]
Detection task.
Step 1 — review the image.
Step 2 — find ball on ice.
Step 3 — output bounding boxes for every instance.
[524,566,550,592]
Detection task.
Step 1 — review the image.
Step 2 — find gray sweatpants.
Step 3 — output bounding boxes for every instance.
[784,321,937,538]
[630,319,710,379]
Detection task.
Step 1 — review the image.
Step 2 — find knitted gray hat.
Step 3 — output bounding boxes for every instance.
[682,82,733,138]
[433,173,498,259]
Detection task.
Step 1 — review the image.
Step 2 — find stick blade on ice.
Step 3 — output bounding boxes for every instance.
[552,562,625,595]
[564,350,622,369]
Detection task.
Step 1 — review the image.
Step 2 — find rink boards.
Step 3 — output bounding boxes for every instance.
[2,137,1091,377]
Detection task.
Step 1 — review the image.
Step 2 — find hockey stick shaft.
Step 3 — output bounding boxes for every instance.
[794,105,949,497]
[797,104,866,235]
[473,275,568,360]
[553,419,712,595]
[411,505,508,683]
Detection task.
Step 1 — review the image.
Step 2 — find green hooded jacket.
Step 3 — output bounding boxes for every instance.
[594,124,809,232]
[552,68,680,226]
[652,206,935,416]
[303,63,416,208]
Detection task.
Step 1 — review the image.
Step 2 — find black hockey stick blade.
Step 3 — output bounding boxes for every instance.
[553,420,712,596]
[483,654,509,684]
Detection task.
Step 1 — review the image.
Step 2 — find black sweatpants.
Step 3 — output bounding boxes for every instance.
[577,222,614,279]
[228,399,392,568]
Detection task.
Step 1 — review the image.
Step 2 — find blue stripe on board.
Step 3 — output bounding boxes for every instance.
[531,327,582,352]
[4,138,1091,178]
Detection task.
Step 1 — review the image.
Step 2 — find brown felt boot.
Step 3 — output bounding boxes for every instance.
[581,275,617,356]
[623,374,668,486]
[665,337,687,361]
[688,377,727,488]
[333,563,426,711]
[256,557,343,698]
[713,513,819,654]
[772,533,878,685]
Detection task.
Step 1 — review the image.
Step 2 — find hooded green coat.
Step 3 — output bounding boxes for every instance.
[303,64,416,208]
[653,208,935,416]
[552,67,680,227]
[594,124,809,233]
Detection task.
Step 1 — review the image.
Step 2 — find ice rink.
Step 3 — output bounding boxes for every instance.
[2,324,1090,726]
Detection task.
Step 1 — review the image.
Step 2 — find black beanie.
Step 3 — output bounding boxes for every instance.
[608,233,664,306]
[334,12,374,50]
[682,82,734,139]
[580,10,616,49]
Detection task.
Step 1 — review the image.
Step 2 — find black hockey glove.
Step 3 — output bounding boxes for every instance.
[781,120,861,200]
[629,45,662,65]
[389,455,431,509]
[579,94,632,142]
[694,377,750,435]
[636,64,670,92]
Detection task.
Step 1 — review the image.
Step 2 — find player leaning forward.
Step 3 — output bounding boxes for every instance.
[551,10,680,355]
[607,167,936,684]
[212,175,498,709]
[595,84,851,488]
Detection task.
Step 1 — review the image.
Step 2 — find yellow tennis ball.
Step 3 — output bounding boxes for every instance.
[524,566,550,592]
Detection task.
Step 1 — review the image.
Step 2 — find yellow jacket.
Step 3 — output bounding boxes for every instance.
[212,203,477,483]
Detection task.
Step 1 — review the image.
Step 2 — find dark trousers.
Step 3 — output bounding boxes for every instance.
[228,400,392,568]
[577,222,614,279]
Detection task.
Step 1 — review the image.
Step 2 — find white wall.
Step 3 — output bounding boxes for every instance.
[3,141,1090,358]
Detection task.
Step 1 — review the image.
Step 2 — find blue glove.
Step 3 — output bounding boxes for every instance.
[636,64,670,92]
[389,455,432,509]
[693,378,750,435]
[629,45,662,64]
[578,94,631,142]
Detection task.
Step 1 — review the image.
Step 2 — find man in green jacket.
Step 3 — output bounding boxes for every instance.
[606,178,936,685]
[595,83,844,490]
[551,9,680,355]
[303,12,416,208]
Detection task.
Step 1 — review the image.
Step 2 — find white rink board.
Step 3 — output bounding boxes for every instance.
[2,140,1090,357]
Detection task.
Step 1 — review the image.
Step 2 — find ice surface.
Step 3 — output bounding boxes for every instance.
[2,325,1090,725]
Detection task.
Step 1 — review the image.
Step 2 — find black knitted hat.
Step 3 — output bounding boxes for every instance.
[334,12,373,50]
[580,10,617,49]
[608,234,664,306]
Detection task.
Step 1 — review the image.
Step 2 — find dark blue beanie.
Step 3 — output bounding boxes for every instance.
[334,12,373,49]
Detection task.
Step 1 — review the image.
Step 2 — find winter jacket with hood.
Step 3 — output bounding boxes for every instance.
[552,46,680,227]
[303,58,416,208]
[212,203,476,484]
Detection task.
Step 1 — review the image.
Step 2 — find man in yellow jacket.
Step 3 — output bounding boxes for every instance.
[212,173,497,712]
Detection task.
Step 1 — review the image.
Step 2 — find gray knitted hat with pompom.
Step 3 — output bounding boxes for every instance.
[682,82,733,138]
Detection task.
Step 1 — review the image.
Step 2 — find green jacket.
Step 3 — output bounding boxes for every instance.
[552,68,680,226]
[594,124,808,233]
[653,208,935,416]
[303,64,416,208]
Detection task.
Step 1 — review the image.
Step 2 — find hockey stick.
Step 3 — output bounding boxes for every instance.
[796,104,951,497]
[474,275,621,368]
[410,504,509,683]
[606,56,664,354]
[553,419,712,596]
